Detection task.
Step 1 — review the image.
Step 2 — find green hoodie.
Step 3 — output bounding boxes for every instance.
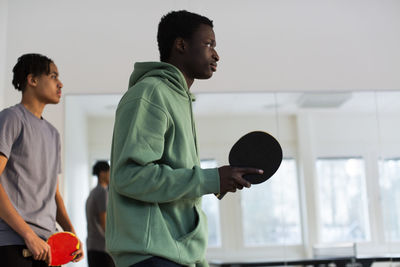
[106,62,220,267]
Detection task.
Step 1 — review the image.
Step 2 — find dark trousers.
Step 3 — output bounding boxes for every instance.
[0,245,60,267]
[87,250,116,267]
[130,256,186,267]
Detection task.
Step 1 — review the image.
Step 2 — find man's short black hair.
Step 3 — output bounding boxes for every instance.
[157,10,213,62]
[12,53,53,92]
[92,161,110,177]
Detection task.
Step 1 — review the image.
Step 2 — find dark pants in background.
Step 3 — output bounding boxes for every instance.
[0,245,60,267]
[87,250,116,267]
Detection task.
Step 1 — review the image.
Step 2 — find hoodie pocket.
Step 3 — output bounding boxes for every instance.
[175,204,208,264]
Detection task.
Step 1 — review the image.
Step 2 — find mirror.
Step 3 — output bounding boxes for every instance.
[64,91,400,259]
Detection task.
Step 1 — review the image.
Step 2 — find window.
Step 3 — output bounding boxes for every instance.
[316,158,370,243]
[200,159,221,247]
[379,158,400,242]
[241,158,302,246]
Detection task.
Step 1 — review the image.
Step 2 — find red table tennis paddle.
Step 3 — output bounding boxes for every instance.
[216,131,283,200]
[22,231,80,266]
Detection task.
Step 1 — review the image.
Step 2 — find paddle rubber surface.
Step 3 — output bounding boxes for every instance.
[229,131,283,184]
[47,232,80,266]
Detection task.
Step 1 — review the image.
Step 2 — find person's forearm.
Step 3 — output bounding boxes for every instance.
[55,185,75,233]
[0,183,37,240]
[99,212,106,232]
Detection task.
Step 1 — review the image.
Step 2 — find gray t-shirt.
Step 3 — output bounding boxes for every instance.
[85,183,108,251]
[0,104,61,245]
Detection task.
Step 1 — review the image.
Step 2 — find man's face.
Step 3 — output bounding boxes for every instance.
[33,62,63,104]
[100,170,111,185]
[184,24,219,80]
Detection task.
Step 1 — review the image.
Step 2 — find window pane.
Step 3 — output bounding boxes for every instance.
[200,159,221,247]
[316,158,370,243]
[241,159,302,246]
[379,158,400,241]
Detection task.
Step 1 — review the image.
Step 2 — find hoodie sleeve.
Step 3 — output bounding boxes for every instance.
[111,97,220,203]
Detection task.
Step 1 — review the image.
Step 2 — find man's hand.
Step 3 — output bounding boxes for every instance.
[218,165,263,194]
[23,232,51,263]
[71,238,84,262]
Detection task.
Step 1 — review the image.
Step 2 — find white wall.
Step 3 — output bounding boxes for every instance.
[87,116,114,161]
[87,116,114,188]
[65,97,90,267]
[0,0,8,110]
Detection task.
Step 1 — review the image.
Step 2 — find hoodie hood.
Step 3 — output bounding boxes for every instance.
[128,62,194,99]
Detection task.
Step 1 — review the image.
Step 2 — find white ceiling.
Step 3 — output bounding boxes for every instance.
[3,0,400,103]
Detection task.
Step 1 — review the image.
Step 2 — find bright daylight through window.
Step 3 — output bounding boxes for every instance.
[241,158,302,246]
[380,158,400,242]
[316,158,370,243]
[201,159,221,247]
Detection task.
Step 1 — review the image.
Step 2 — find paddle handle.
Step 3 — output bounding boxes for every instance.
[22,248,32,257]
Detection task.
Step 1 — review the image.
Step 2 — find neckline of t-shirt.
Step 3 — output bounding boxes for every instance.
[18,103,45,121]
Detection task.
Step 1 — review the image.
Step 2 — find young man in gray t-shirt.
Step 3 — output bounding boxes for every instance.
[0,54,84,266]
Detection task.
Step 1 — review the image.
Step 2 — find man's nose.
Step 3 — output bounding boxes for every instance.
[213,49,220,62]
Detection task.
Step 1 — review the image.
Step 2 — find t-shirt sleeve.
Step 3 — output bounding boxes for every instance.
[0,109,22,158]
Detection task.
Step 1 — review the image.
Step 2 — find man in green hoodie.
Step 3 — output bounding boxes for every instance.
[106,10,263,267]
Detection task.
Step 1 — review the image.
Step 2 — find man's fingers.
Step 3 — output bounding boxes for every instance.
[239,167,264,175]
[47,249,52,264]
[235,183,244,190]
[240,179,251,188]
[232,175,251,188]
[234,167,263,187]
[219,165,260,194]
[40,249,49,262]
[33,249,42,259]
[34,251,44,261]
[71,246,84,262]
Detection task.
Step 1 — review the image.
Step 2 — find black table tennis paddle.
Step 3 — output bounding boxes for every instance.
[216,131,283,200]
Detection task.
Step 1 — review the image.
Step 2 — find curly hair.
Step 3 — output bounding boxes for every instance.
[157,10,213,62]
[12,53,53,92]
[92,161,110,178]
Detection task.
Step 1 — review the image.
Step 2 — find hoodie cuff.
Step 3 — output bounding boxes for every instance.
[199,167,220,195]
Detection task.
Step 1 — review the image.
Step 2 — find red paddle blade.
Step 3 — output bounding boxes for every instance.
[47,232,80,266]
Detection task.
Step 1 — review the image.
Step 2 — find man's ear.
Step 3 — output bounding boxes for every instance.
[26,74,38,87]
[174,37,187,54]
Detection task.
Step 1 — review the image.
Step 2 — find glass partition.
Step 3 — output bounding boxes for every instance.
[65,90,400,259]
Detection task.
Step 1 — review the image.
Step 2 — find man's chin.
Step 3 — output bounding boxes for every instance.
[48,98,61,105]
[196,72,214,80]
